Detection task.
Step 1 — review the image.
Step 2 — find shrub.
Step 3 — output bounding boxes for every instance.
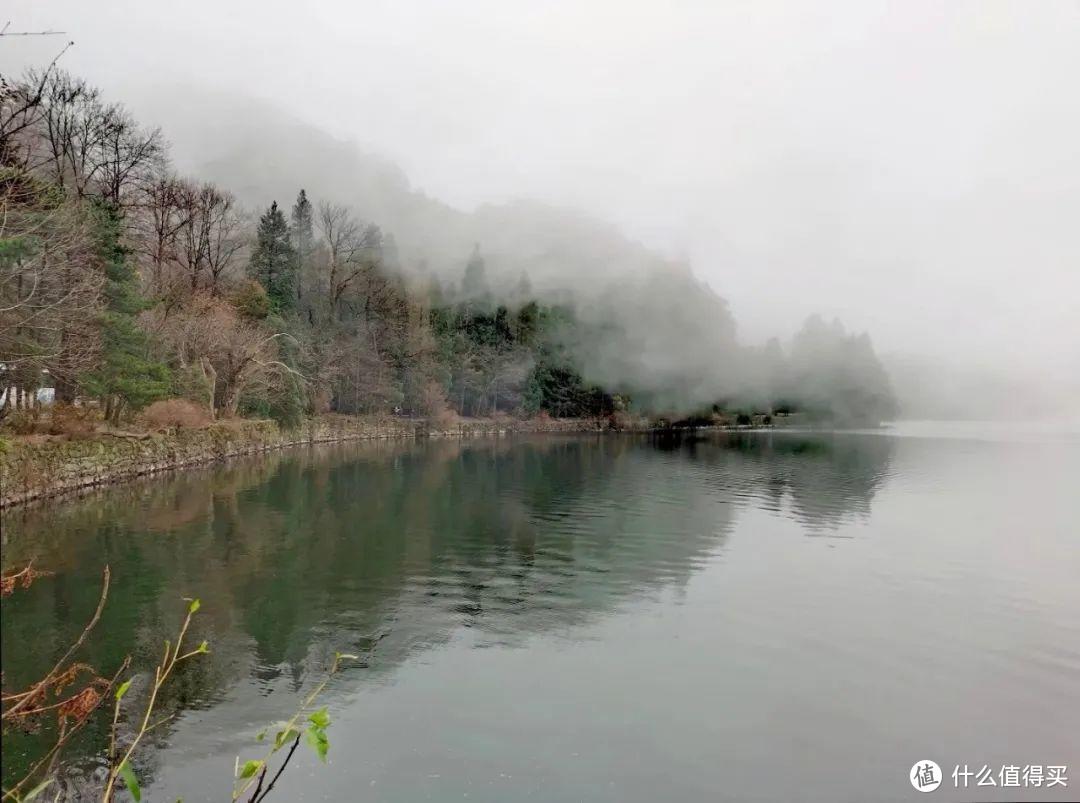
[2,409,40,435]
[419,381,450,417]
[231,279,271,320]
[433,408,461,430]
[140,398,212,430]
[48,402,98,438]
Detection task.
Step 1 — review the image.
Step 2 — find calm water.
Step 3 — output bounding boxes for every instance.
[2,424,1078,802]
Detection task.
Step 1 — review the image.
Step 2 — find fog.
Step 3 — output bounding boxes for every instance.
[3,0,1079,418]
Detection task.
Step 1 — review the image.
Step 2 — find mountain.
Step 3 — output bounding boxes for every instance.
[130,87,745,407]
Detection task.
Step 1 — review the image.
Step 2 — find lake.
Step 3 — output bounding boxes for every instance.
[2,424,1078,802]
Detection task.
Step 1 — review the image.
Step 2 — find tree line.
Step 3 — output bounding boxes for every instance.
[1,67,897,428]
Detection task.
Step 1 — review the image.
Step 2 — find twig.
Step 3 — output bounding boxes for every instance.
[101,601,203,801]
[231,652,353,801]
[1,657,130,802]
[247,766,267,803]
[3,567,109,720]
[0,26,67,37]
[252,735,300,803]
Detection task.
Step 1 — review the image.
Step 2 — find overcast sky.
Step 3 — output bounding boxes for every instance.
[3,0,1079,382]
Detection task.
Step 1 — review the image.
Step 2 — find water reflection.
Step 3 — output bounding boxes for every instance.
[1,431,894,793]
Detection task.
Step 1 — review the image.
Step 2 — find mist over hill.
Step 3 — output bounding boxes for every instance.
[130,88,896,417]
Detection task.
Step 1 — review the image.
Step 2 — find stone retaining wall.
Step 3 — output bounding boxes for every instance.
[0,416,604,507]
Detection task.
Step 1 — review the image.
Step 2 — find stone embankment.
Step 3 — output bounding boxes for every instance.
[0,415,603,507]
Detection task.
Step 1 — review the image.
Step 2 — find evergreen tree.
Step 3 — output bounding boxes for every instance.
[290,189,314,306]
[82,202,170,423]
[249,201,296,313]
[462,245,489,298]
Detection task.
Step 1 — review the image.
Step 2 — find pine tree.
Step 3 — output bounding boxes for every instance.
[82,202,170,423]
[249,201,297,313]
[290,189,314,307]
[462,244,488,297]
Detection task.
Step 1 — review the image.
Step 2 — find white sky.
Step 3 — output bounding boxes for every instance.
[3,0,1079,380]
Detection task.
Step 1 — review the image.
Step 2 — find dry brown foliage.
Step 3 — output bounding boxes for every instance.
[140,398,212,430]
[0,566,129,799]
[47,402,98,438]
[0,563,52,597]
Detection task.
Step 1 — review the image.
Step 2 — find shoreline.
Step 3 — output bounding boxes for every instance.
[0,414,798,509]
[0,415,611,509]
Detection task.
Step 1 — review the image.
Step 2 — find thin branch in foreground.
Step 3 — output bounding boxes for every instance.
[1,657,131,802]
[2,567,109,719]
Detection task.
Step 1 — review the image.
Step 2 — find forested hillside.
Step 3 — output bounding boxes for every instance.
[1,68,898,428]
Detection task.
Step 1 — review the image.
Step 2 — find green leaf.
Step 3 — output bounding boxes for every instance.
[118,760,141,802]
[305,724,329,763]
[273,726,300,752]
[115,679,132,701]
[188,598,201,614]
[255,729,267,742]
[307,707,330,729]
[238,760,264,779]
[196,640,209,654]
[21,777,54,801]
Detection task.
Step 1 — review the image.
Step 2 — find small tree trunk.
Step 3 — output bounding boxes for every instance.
[221,384,241,418]
[200,357,217,420]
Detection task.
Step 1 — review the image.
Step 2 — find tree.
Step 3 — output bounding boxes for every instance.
[249,201,296,313]
[786,315,899,424]
[0,170,104,410]
[461,244,489,301]
[9,69,162,209]
[315,202,382,320]
[290,189,313,308]
[138,174,190,290]
[150,293,298,419]
[175,181,244,293]
[81,202,170,423]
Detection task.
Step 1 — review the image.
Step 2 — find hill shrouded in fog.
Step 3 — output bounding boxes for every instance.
[3,69,897,424]
[130,88,894,418]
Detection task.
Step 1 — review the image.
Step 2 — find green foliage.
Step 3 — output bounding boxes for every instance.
[0,235,37,266]
[307,707,330,728]
[290,189,314,309]
[117,760,141,801]
[232,279,272,320]
[524,362,590,417]
[249,202,297,314]
[171,363,215,408]
[304,722,329,763]
[232,653,354,801]
[274,726,300,751]
[81,202,170,422]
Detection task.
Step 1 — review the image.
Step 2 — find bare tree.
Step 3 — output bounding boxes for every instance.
[201,187,245,293]
[315,202,385,317]
[137,173,190,290]
[156,181,246,294]
[150,294,301,417]
[93,104,164,208]
[0,174,103,410]
[6,69,161,208]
